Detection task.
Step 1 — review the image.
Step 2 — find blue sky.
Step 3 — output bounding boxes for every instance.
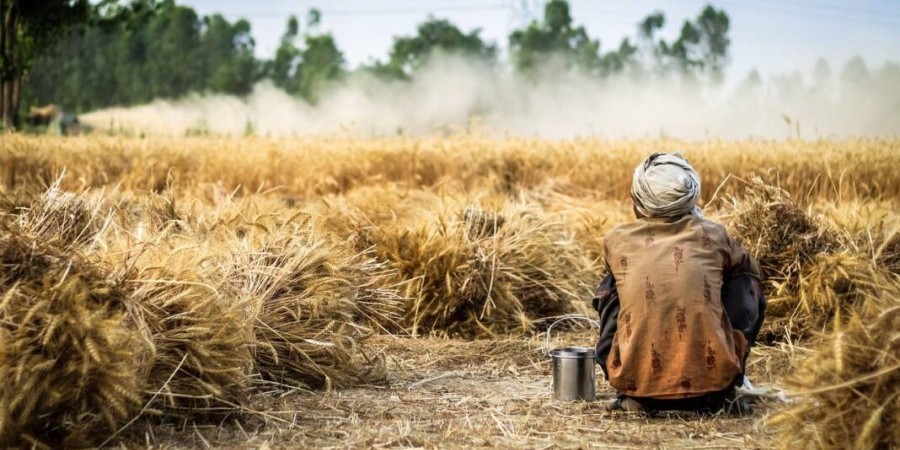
[184,0,900,83]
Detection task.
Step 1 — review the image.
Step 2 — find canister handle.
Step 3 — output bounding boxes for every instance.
[543,315,602,356]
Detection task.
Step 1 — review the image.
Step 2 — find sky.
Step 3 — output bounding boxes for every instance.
[184,0,900,84]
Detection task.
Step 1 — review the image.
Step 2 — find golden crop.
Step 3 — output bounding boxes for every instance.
[0,135,897,448]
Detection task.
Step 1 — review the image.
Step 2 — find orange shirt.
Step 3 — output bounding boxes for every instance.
[603,215,760,399]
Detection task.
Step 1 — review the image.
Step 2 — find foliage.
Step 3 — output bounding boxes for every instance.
[0,0,92,127]
[370,17,497,80]
[21,0,738,114]
[26,0,260,111]
[263,11,345,102]
[508,0,608,76]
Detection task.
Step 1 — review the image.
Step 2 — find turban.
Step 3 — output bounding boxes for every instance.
[630,152,702,219]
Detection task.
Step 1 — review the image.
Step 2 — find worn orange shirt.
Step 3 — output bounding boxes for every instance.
[603,215,760,399]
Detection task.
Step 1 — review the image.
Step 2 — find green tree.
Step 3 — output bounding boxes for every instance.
[660,5,730,78]
[145,1,201,98]
[200,15,258,95]
[26,1,261,112]
[394,18,495,76]
[267,15,301,93]
[365,17,496,80]
[263,11,345,102]
[508,0,602,75]
[297,33,344,102]
[638,11,666,69]
[0,0,93,127]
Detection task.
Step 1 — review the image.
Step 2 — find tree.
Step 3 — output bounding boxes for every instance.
[659,5,730,79]
[638,11,666,71]
[200,15,257,95]
[811,57,833,95]
[297,33,343,102]
[26,1,261,112]
[0,0,91,128]
[263,11,345,102]
[508,0,603,75]
[267,15,301,93]
[840,55,870,85]
[366,17,495,80]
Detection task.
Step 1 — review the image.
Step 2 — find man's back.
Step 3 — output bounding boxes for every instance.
[602,215,755,399]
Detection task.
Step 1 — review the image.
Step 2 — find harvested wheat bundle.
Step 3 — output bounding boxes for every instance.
[225,225,395,389]
[795,252,887,319]
[313,185,440,251]
[877,229,899,274]
[723,177,839,282]
[125,244,252,416]
[524,188,634,270]
[113,191,183,235]
[16,179,107,248]
[373,201,589,338]
[0,219,142,448]
[769,293,900,450]
[721,177,850,337]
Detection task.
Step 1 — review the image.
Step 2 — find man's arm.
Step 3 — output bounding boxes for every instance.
[722,274,766,347]
[721,233,766,347]
[593,270,618,379]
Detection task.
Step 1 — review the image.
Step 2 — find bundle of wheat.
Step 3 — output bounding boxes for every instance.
[721,178,849,337]
[0,218,142,447]
[877,229,899,274]
[17,180,107,247]
[795,252,886,319]
[370,200,589,337]
[225,225,395,389]
[723,178,839,284]
[124,244,252,416]
[769,292,900,450]
[113,190,183,235]
[313,185,441,251]
[525,187,634,270]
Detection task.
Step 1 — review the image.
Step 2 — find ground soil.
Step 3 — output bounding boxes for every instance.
[114,331,798,449]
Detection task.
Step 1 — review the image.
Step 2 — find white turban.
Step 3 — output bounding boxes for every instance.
[630,152,702,219]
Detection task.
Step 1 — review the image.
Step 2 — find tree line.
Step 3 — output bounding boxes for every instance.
[2,0,737,127]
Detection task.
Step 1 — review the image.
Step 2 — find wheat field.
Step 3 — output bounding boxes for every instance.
[0,135,897,449]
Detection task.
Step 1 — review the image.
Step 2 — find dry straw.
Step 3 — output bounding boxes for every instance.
[124,245,253,416]
[770,292,899,450]
[719,177,895,338]
[0,213,141,447]
[224,224,397,389]
[355,199,591,337]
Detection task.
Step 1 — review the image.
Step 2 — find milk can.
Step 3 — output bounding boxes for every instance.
[544,316,602,401]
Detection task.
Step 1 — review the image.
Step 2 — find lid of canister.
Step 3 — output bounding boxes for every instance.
[550,346,595,358]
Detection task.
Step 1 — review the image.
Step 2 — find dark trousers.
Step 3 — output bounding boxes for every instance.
[630,386,739,413]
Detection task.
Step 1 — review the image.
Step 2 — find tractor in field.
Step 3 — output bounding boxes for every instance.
[27,104,83,135]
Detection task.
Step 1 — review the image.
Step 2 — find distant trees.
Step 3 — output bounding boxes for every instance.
[32,0,899,123]
[264,11,345,102]
[508,1,730,79]
[364,17,496,80]
[26,0,261,112]
[0,0,94,128]
[509,0,605,75]
[21,0,737,117]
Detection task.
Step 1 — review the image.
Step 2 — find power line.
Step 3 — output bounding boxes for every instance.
[232,4,509,19]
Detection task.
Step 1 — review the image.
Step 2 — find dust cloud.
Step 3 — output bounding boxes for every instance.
[80,56,900,139]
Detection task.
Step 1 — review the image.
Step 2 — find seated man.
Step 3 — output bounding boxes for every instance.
[593,153,765,414]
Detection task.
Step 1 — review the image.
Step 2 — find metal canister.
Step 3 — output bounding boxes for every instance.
[551,346,596,401]
[544,316,601,402]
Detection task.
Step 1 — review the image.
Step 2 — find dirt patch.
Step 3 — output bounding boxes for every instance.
[114,333,783,449]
